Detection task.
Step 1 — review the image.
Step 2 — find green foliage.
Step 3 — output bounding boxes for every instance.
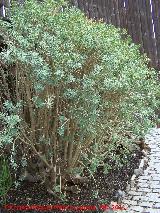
[0,156,12,204]
[0,101,22,147]
[0,0,159,194]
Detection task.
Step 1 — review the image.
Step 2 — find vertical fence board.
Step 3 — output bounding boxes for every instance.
[132,0,144,53]
[83,0,89,18]
[70,0,78,8]
[77,0,85,14]
[118,0,127,30]
[102,0,109,23]
[104,0,109,22]
[98,0,105,21]
[129,0,141,46]
[113,0,120,28]
[110,0,116,27]
[152,0,160,70]
[93,0,99,21]
[126,0,134,40]
[136,0,150,59]
[144,0,158,68]
[88,0,94,19]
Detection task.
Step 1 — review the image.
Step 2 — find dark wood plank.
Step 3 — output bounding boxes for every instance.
[152,0,160,70]
[83,0,89,18]
[77,0,85,14]
[144,0,158,68]
[132,0,144,53]
[97,0,105,21]
[118,0,127,29]
[113,0,121,28]
[105,0,112,24]
[137,0,150,58]
[126,0,134,40]
[109,0,116,27]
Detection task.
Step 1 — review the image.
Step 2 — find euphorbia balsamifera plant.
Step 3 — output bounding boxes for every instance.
[0,0,159,194]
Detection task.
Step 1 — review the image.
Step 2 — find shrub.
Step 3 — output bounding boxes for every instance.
[0,0,159,193]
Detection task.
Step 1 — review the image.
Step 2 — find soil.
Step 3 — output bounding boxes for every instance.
[0,148,143,213]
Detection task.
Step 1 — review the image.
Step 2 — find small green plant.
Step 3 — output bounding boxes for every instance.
[98,198,109,204]
[92,189,99,199]
[0,156,12,204]
[59,192,68,202]
[103,164,112,174]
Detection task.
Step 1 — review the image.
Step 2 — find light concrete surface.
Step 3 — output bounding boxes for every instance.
[122,128,160,213]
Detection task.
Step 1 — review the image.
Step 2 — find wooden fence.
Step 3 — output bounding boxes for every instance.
[70,0,160,72]
[0,0,160,71]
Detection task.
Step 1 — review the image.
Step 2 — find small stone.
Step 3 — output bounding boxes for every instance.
[138,201,153,208]
[129,205,144,211]
[152,189,160,193]
[132,195,144,201]
[153,203,160,208]
[122,199,137,206]
[134,168,144,177]
[137,187,152,193]
[149,184,160,189]
[137,182,148,188]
